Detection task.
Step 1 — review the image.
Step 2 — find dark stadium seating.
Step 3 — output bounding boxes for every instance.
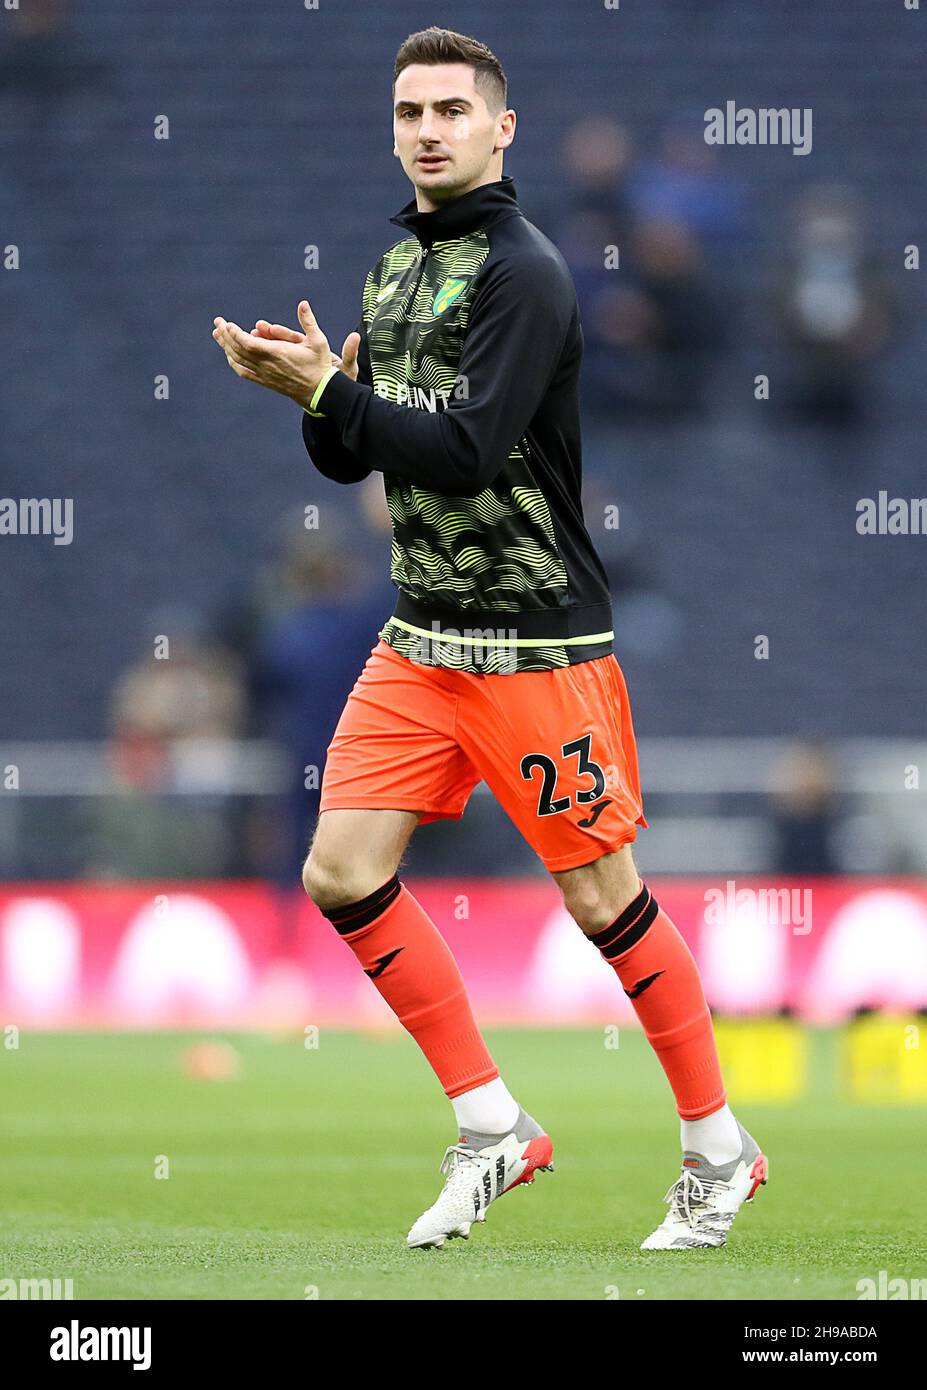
[2,0,924,740]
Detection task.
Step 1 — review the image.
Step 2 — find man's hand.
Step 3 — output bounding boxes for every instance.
[250,316,362,384]
[212,301,355,405]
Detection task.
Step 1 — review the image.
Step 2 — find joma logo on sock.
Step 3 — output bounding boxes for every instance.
[624,970,664,1000]
[702,881,812,935]
[364,947,404,979]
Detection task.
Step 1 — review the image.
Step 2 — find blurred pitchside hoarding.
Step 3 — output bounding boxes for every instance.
[1,879,926,1028]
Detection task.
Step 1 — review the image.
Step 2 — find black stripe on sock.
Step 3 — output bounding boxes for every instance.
[589,883,650,953]
[323,874,402,935]
[600,894,659,959]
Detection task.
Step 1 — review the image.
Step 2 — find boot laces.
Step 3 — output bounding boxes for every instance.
[439,1144,482,1178]
[664,1169,728,1228]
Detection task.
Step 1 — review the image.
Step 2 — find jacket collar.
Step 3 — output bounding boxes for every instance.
[389,174,519,248]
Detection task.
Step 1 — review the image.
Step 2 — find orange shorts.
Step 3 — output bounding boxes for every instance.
[319,639,647,873]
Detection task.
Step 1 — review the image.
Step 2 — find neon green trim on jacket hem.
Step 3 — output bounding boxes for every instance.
[386,616,614,648]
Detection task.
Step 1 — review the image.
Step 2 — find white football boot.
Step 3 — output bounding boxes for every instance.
[640,1120,768,1250]
[406,1108,554,1250]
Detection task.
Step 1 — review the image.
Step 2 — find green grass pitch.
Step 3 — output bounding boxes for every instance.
[3,1028,924,1300]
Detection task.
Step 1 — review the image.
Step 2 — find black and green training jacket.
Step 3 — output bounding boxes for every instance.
[301,175,614,674]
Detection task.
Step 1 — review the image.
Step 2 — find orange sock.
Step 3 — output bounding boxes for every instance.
[322,876,499,1099]
[589,882,726,1120]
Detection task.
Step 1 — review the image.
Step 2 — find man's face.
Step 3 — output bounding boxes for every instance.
[393,63,514,206]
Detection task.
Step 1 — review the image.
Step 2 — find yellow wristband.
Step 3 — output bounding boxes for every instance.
[304,365,339,417]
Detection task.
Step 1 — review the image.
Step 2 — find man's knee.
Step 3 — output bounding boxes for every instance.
[301,850,338,910]
[302,809,419,913]
[556,851,642,936]
[304,845,361,911]
[560,876,623,935]
[302,845,401,914]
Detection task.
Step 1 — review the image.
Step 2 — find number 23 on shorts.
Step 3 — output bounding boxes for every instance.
[520,734,613,824]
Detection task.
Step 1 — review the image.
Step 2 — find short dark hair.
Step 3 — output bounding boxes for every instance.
[393,27,507,115]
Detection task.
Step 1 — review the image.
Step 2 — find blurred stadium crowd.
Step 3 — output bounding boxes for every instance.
[1,0,924,885]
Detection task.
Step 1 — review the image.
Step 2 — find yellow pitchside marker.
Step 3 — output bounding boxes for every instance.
[841,1013,927,1103]
[713,1016,808,1103]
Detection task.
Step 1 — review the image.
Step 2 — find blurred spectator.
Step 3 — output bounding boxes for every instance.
[542,116,727,417]
[91,609,246,878]
[775,184,890,425]
[769,742,842,875]
[580,216,725,417]
[630,113,747,252]
[243,503,395,884]
[537,118,639,414]
[541,117,637,264]
[622,216,724,414]
[0,1,110,140]
[110,607,245,791]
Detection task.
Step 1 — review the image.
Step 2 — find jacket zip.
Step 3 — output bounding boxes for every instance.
[410,244,430,303]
